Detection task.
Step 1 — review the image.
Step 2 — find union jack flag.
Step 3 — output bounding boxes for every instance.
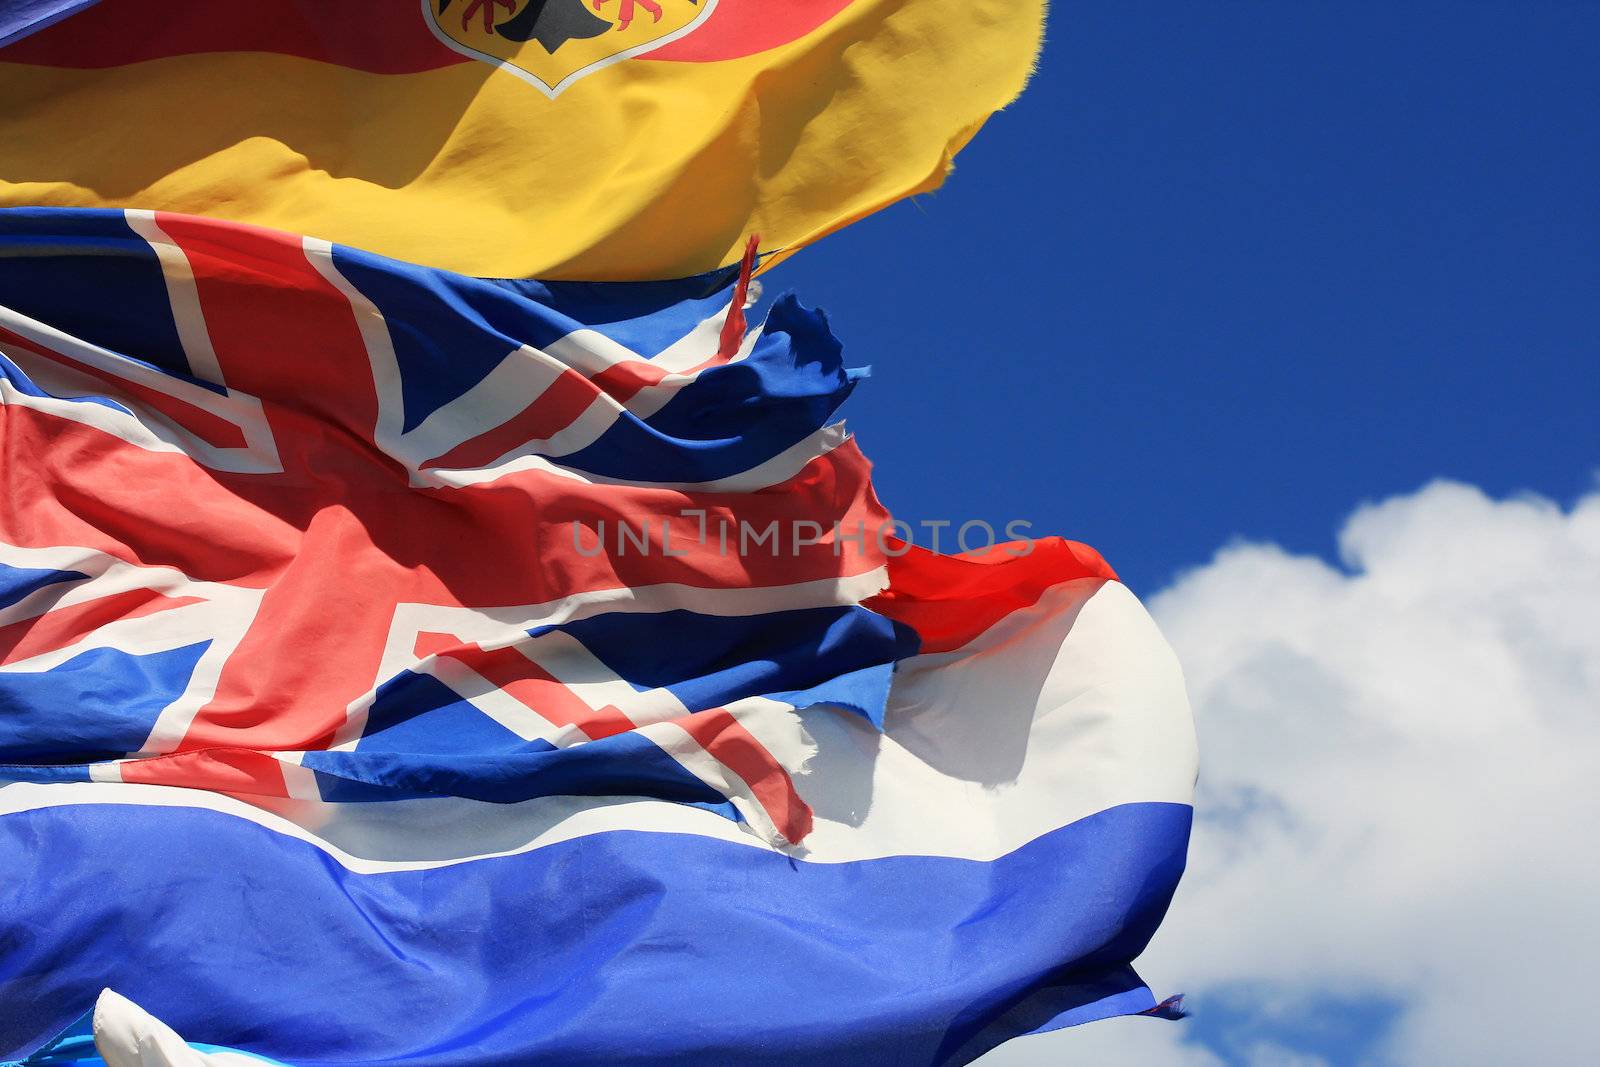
[0,207,1197,1067]
[0,207,905,846]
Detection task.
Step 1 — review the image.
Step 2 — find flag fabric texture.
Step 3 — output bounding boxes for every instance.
[0,207,1195,1064]
[7,991,291,1067]
[0,0,1045,280]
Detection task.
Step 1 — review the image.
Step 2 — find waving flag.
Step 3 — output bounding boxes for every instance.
[0,209,1196,1065]
[11,991,291,1067]
[0,0,1045,280]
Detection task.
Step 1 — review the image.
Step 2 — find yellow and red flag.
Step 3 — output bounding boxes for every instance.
[0,0,1044,279]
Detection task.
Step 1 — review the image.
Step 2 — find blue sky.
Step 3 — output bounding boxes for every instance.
[771,4,1598,1065]
[770,0,1598,596]
[0,4,1592,1065]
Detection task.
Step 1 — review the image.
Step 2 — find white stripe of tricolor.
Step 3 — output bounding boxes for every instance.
[1,580,1197,868]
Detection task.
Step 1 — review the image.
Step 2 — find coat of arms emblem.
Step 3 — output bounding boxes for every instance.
[426,0,716,97]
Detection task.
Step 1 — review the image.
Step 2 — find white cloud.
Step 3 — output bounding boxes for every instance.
[982,480,1600,1065]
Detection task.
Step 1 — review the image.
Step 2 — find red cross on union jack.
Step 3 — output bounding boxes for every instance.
[0,209,892,844]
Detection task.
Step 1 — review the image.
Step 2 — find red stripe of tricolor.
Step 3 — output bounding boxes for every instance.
[866,538,1118,654]
[0,1,856,71]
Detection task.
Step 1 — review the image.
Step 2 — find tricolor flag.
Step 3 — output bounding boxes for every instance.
[0,0,1045,279]
[0,208,1196,1064]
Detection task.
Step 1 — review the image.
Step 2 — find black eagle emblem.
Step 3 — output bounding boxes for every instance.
[439,0,697,54]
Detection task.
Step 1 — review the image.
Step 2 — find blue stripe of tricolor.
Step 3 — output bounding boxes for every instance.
[0,801,1191,1065]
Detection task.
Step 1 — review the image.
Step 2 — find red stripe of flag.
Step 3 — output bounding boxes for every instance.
[1,404,887,601]
[675,708,813,845]
[422,369,599,472]
[0,324,250,450]
[118,748,291,797]
[0,589,203,666]
[588,360,668,407]
[413,632,636,742]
